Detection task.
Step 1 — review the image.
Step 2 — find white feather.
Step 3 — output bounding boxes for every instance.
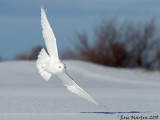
[41,7,59,61]
[39,69,52,81]
[37,48,52,81]
[57,72,99,105]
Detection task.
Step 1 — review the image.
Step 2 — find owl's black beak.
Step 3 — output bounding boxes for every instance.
[64,64,66,69]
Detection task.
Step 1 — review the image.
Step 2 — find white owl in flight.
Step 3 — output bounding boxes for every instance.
[37,7,99,105]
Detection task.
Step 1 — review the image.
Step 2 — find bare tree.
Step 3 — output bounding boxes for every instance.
[64,18,160,70]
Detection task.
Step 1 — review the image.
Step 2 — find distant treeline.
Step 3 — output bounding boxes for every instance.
[15,18,160,70]
[14,46,43,60]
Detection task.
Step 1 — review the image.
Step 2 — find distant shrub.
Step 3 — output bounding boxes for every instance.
[14,46,43,60]
[64,19,160,70]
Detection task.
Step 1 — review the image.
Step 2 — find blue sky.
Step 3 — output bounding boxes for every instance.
[0,0,160,60]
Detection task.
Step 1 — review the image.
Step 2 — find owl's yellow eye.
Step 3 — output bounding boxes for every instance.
[59,66,61,68]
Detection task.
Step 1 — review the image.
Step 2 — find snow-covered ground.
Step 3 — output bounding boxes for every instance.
[0,60,159,120]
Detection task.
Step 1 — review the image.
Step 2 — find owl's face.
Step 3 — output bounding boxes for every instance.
[54,61,66,73]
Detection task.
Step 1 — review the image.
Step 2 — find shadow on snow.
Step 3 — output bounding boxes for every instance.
[81,111,148,114]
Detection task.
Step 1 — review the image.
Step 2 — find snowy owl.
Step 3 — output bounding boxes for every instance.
[37,7,99,105]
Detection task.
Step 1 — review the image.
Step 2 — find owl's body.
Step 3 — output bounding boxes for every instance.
[37,48,65,80]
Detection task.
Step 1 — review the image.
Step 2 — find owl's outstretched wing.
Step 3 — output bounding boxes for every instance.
[57,71,99,105]
[41,7,59,61]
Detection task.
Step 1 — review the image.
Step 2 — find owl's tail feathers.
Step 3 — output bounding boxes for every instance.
[36,48,52,81]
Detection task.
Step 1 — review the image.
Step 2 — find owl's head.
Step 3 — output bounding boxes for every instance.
[54,61,66,73]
